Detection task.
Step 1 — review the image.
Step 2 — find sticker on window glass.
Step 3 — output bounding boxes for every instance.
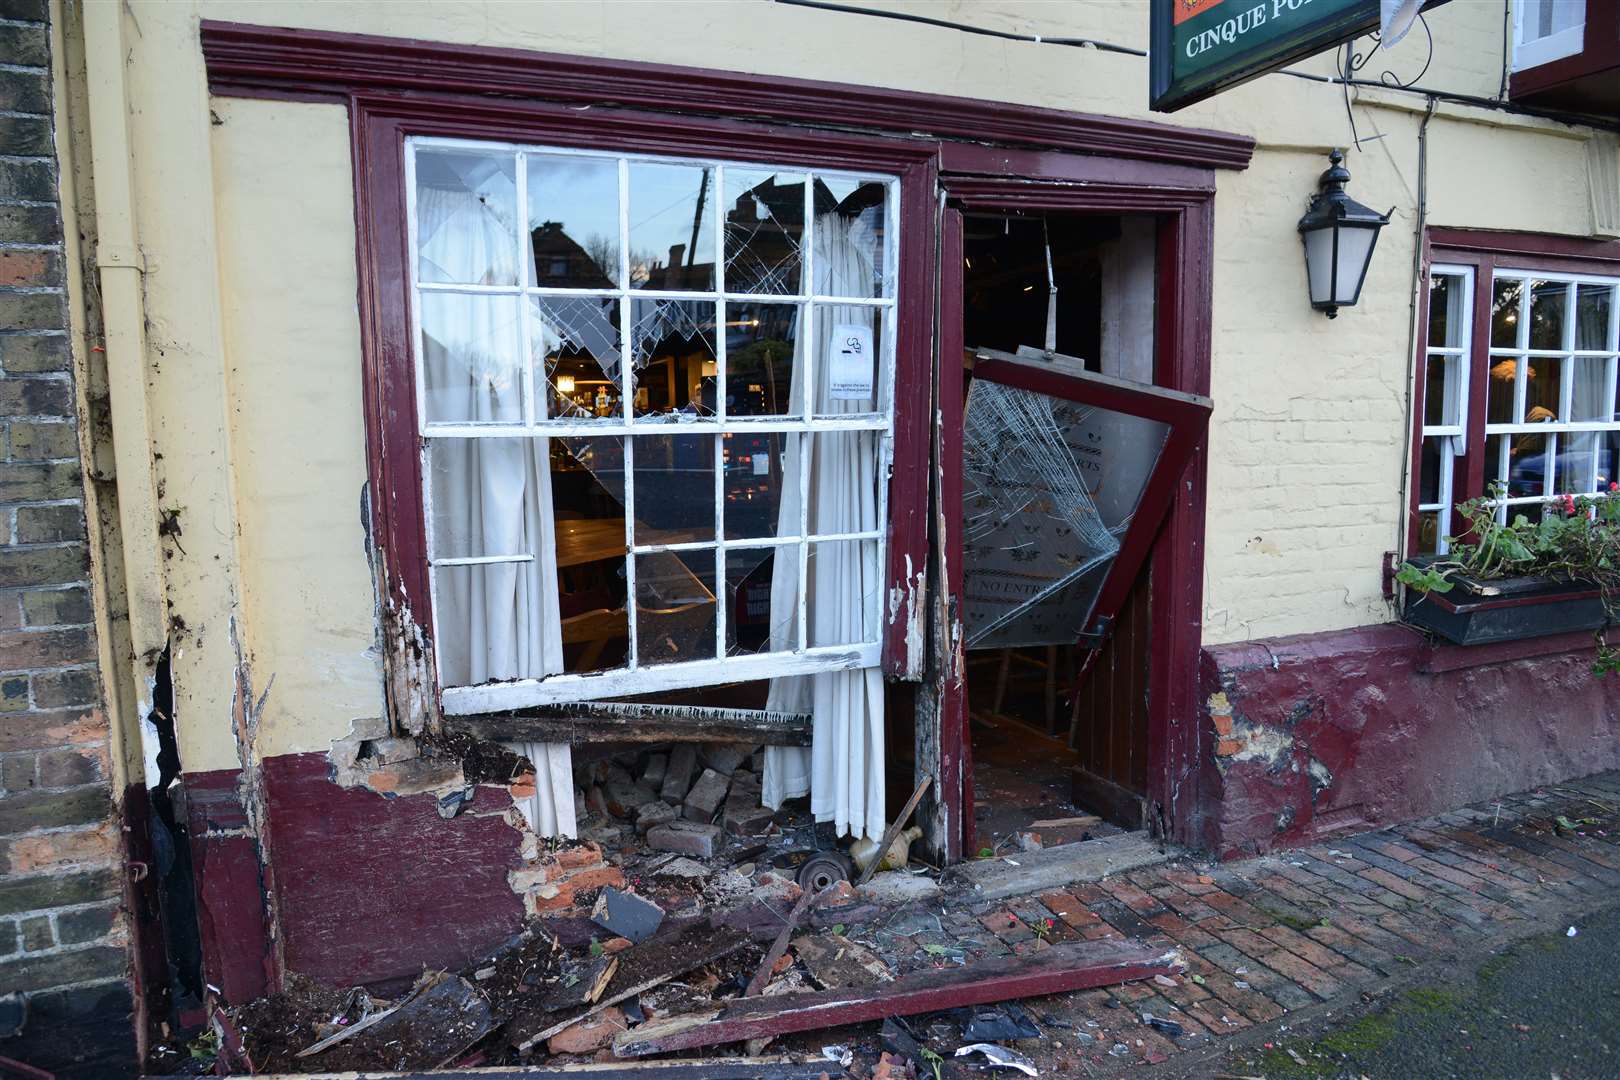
[752,453,771,476]
[829,324,875,400]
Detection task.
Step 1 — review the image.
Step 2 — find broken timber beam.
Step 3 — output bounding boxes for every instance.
[249,1058,837,1078]
[615,939,1181,1057]
[453,702,812,746]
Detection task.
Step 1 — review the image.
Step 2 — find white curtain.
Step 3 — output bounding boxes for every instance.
[762,213,886,842]
[418,184,576,838]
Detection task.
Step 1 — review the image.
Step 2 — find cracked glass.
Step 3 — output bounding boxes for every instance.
[961,379,1170,650]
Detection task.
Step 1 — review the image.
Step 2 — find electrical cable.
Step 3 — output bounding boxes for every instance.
[771,0,1146,56]
[768,0,1620,135]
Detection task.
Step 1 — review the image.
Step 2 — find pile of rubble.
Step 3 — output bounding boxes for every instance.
[190,741,1176,1077]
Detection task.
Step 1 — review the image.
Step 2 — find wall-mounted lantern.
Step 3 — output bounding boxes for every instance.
[1297,149,1392,318]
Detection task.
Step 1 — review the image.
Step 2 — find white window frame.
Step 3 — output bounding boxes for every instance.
[1485,267,1620,524]
[1513,0,1585,71]
[404,136,901,714]
[1417,264,1474,554]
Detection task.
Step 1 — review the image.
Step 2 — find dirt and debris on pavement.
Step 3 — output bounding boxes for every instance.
[161,737,1180,1077]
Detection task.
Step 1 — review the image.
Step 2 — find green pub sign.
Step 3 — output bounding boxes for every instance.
[1150,0,1410,112]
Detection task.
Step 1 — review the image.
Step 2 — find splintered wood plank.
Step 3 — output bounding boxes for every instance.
[454,702,812,746]
[615,939,1180,1057]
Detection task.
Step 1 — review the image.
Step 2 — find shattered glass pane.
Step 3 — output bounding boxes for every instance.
[528,153,621,288]
[726,546,793,655]
[630,299,718,419]
[724,169,804,295]
[629,163,715,291]
[414,149,517,287]
[636,551,717,665]
[961,380,1170,649]
[531,296,622,421]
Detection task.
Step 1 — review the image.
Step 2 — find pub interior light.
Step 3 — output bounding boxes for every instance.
[555,374,576,393]
[1297,149,1392,319]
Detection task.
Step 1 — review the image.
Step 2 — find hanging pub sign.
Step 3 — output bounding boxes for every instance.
[1149,0,1439,113]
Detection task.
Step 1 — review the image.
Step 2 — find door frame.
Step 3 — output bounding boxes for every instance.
[926,151,1217,861]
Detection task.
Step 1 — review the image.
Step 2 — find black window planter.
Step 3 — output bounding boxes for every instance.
[1401,556,1610,646]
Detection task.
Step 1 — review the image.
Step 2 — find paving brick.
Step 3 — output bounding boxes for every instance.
[1217,927,1279,956]
[978,910,1035,944]
[1090,898,1161,941]
[1259,923,1354,969]
[1255,946,1349,1000]
[1038,890,1105,932]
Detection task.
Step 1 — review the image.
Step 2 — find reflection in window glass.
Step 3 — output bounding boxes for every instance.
[1577,284,1614,351]
[723,431,789,540]
[1507,431,1550,498]
[550,435,629,675]
[635,552,717,666]
[1524,356,1561,422]
[630,299,718,418]
[1491,278,1523,348]
[631,434,717,546]
[726,547,791,656]
[724,170,805,295]
[629,163,715,291]
[1487,356,1521,425]
[1428,273,1466,349]
[532,296,622,421]
[415,150,517,287]
[528,154,621,288]
[1529,279,1567,350]
[727,303,801,417]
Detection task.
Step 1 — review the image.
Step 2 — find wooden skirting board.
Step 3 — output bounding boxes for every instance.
[615,939,1182,1057]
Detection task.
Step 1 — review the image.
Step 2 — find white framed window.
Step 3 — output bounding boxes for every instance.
[1484,269,1620,523]
[1513,0,1585,71]
[406,137,900,713]
[1416,265,1474,554]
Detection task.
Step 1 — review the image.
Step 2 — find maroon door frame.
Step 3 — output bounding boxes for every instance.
[937,152,1218,853]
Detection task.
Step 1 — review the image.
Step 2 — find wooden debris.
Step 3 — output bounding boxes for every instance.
[1028,814,1101,829]
[298,971,495,1069]
[540,955,619,1012]
[379,1058,839,1078]
[615,939,1181,1057]
[792,932,892,990]
[743,884,823,998]
[855,776,932,886]
[518,922,750,1052]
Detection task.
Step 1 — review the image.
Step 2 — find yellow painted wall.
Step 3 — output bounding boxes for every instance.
[88,0,1611,765]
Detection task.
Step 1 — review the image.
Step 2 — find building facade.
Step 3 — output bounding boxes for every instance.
[4,0,1619,1072]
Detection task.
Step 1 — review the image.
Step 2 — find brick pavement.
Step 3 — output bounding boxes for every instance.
[878,771,1620,1075]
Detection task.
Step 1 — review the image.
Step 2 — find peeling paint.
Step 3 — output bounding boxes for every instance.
[1224,721,1293,767]
[887,553,927,679]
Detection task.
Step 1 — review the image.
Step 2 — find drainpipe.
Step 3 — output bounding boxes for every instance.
[79,2,169,713]
[1393,96,1439,576]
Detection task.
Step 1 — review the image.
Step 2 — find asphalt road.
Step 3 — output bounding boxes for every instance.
[1222,902,1620,1080]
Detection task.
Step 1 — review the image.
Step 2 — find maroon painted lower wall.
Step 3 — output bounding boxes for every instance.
[1199,622,1620,858]
[258,753,525,991]
[183,754,527,999]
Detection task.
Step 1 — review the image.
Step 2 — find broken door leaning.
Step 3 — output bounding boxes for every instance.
[961,346,1211,653]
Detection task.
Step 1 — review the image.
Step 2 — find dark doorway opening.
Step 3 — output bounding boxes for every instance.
[958,211,1164,845]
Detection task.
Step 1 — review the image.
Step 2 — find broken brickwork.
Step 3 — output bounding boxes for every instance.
[0,3,134,1075]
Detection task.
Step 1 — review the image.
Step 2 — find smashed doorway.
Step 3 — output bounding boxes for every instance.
[954,212,1210,845]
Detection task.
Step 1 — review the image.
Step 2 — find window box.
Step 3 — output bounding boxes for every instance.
[1400,555,1607,646]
